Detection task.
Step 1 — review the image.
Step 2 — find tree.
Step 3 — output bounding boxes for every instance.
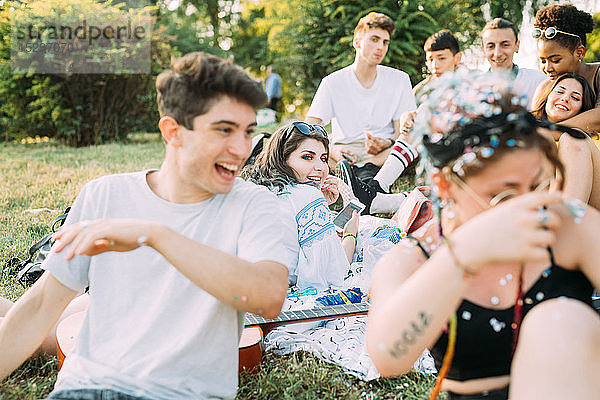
[0,0,171,145]
[232,0,439,115]
[585,13,600,62]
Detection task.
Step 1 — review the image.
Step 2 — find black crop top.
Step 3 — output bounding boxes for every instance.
[412,239,594,381]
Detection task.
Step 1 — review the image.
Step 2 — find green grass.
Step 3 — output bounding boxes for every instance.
[0,133,438,399]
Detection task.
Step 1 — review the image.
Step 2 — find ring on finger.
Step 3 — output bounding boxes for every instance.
[537,210,550,229]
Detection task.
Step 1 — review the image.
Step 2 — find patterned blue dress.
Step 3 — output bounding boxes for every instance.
[274,183,350,290]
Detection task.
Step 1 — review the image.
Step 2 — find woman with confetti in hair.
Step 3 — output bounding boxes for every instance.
[366,70,600,400]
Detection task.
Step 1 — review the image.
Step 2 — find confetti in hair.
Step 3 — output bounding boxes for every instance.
[413,69,584,197]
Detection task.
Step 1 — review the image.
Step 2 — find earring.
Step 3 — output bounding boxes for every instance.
[444,198,456,219]
[578,58,583,63]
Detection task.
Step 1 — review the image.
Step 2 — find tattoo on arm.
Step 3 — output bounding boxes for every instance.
[389,311,431,358]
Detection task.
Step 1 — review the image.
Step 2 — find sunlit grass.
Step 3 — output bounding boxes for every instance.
[0,133,435,399]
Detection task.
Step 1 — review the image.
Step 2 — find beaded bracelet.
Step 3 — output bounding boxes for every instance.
[443,237,475,279]
[342,233,357,242]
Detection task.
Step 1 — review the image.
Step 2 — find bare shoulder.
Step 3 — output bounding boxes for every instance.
[551,199,599,266]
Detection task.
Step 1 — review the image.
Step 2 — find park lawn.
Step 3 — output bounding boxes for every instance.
[0,133,438,399]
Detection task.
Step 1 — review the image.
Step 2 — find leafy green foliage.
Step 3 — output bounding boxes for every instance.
[232,0,439,116]
[585,13,600,63]
[0,135,430,400]
[0,0,171,146]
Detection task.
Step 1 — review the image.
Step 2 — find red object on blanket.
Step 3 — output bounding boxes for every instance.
[391,188,434,234]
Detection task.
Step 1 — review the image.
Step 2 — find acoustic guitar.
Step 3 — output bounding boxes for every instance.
[56,302,370,373]
[240,302,369,372]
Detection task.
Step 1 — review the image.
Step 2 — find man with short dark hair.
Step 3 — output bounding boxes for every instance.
[481,18,547,107]
[0,52,292,400]
[305,12,416,174]
[413,29,463,103]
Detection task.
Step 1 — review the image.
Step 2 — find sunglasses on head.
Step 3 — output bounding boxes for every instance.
[283,121,328,142]
[532,27,581,42]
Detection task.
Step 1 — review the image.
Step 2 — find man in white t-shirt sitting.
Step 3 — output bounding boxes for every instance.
[0,52,293,400]
[305,12,417,178]
[481,17,547,108]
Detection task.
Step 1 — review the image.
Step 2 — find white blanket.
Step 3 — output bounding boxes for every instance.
[264,216,437,380]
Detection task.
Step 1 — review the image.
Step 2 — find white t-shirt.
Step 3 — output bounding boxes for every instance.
[43,171,294,400]
[306,64,416,144]
[274,184,349,291]
[514,67,547,109]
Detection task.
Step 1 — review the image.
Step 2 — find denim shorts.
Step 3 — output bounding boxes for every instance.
[43,389,151,400]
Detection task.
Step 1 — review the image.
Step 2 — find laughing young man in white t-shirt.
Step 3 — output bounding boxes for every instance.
[0,52,293,400]
[305,12,416,173]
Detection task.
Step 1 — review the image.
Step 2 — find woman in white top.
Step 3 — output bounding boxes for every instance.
[242,122,359,290]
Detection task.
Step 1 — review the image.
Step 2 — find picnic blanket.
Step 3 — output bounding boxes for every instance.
[264,216,437,380]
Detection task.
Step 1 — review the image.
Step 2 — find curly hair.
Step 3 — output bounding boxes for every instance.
[534,3,594,50]
[156,52,267,130]
[531,72,596,122]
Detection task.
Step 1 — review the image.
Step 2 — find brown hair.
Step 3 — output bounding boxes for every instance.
[531,72,596,122]
[445,131,565,191]
[481,18,519,41]
[156,52,267,130]
[354,12,395,39]
[241,123,330,190]
[433,99,565,189]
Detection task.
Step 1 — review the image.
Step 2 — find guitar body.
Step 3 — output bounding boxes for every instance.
[238,326,263,373]
[56,315,266,373]
[56,311,85,370]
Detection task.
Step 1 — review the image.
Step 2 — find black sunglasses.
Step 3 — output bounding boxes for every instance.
[283,121,328,142]
[532,27,581,41]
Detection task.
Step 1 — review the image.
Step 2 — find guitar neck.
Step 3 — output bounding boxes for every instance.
[244,302,369,329]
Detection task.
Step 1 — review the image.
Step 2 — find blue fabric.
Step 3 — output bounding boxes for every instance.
[296,197,335,247]
[265,73,282,99]
[371,225,406,244]
[44,389,150,400]
[316,287,363,306]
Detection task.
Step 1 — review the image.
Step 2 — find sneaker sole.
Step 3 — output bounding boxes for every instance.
[335,161,357,206]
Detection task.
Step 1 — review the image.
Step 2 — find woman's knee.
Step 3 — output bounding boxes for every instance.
[511,299,600,398]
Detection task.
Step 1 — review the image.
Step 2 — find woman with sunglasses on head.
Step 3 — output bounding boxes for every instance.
[531,72,600,209]
[242,122,412,291]
[241,121,357,290]
[533,4,600,210]
[534,4,599,132]
[366,71,600,400]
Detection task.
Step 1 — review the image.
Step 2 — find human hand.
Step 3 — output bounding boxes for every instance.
[331,147,358,165]
[450,192,563,272]
[399,111,416,135]
[321,175,340,205]
[342,210,360,236]
[365,132,391,155]
[52,219,160,261]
